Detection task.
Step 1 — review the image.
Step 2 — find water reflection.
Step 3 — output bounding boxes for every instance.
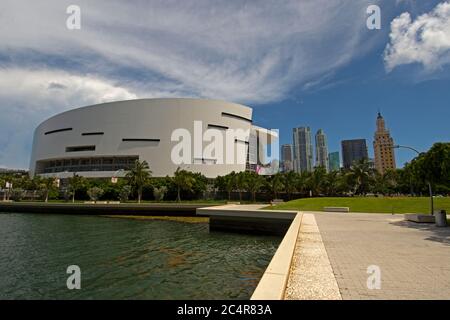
[0,213,280,299]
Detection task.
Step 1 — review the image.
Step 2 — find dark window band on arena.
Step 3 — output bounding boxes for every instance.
[235,139,250,144]
[82,132,104,136]
[44,128,73,135]
[36,156,139,174]
[122,138,160,142]
[66,145,96,152]
[221,112,252,123]
[207,124,229,130]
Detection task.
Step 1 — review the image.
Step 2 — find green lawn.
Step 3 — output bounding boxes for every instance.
[269,197,450,214]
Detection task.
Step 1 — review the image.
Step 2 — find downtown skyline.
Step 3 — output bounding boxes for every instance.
[283,112,399,173]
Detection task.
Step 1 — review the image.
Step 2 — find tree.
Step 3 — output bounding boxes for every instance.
[10,189,26,202]
[87,187,104,203]
[373,170,398,196]
[415,143,450,190]
[309,167,327,196]
[191,172,208,199]
[0,176,5,201]
[296,171,310,195]
[67,174,86,203]
[153,186,168,202]
[172,168,195,202]
[282,171,298,200]
[235,171,248,201]
[119,185,132,202]
[347,159,374,195]
[38,177,58,202]
[126,160,152,203]
[224,172,236,201]
[244,172,265,202]
[322,170,341,196]
[268,172,284,199]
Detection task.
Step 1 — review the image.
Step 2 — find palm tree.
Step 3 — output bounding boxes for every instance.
[67,174,86,203]
[347,159,374,195]
[296,171,310,195]
[224,172,236,201]
[244,172,265,202]
[283,171,297,200]
[373,170,398,196]
[172,168,195,202]
[309,166,327,196]
[126,160,152,203]
[322,170,340,196]
[39,177,58,202]
[268,172,284,199]
[235,171,247,201]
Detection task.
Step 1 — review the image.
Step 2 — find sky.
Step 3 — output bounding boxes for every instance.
[0,0,449,169]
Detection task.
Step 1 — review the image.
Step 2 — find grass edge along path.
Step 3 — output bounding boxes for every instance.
[268,197,450,214]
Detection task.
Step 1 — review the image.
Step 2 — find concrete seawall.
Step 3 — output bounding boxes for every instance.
[196,204,297,235]
[0,202,216,216]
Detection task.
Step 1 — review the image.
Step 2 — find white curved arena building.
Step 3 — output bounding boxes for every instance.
[30,98,277,178]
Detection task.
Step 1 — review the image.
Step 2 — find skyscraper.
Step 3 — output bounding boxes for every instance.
[280,144,293,172]
[293,127,313,173]
[341,139,369,169]
[328,151,340,172]
[315,129,329,172]
[373,112,396,174]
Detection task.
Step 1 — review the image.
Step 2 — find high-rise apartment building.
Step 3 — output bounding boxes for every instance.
[293,127,313,173]
[328,151,340,172]
[280,144,293,172]
[341,139,369,169]
[373,112,396,174]
[315,129,329,172]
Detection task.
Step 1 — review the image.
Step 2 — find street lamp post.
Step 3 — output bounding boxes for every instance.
[393,145,434,215]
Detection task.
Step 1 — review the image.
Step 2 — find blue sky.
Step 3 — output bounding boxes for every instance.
[0,0,449,169]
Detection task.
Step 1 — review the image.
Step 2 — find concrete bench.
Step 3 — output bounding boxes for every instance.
[404,214,435,223]
[323,207,350,213]
[270,199,284,205]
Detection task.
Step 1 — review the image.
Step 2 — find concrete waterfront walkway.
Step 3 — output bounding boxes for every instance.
[312,212,450,300]
[198,204,450,299]
[284,213,341,300]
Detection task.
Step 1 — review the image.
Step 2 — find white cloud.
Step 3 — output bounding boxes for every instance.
[384,1,450,71]
[0,0,374,104]
[0,0,380,168]
[0,68,140,168]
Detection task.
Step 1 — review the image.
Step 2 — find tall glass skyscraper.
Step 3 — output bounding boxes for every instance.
[315,129,329,172]
[293,127,313,173]
[328,151,340,172]
[280,144,293,172]
[341,139,369,169]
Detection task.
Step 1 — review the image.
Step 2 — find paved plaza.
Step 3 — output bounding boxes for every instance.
[313,212,450,299]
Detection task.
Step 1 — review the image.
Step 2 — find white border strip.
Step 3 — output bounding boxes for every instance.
[250,212,303,300]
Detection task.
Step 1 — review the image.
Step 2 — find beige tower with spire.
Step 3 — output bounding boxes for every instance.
[373,112,396,174]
